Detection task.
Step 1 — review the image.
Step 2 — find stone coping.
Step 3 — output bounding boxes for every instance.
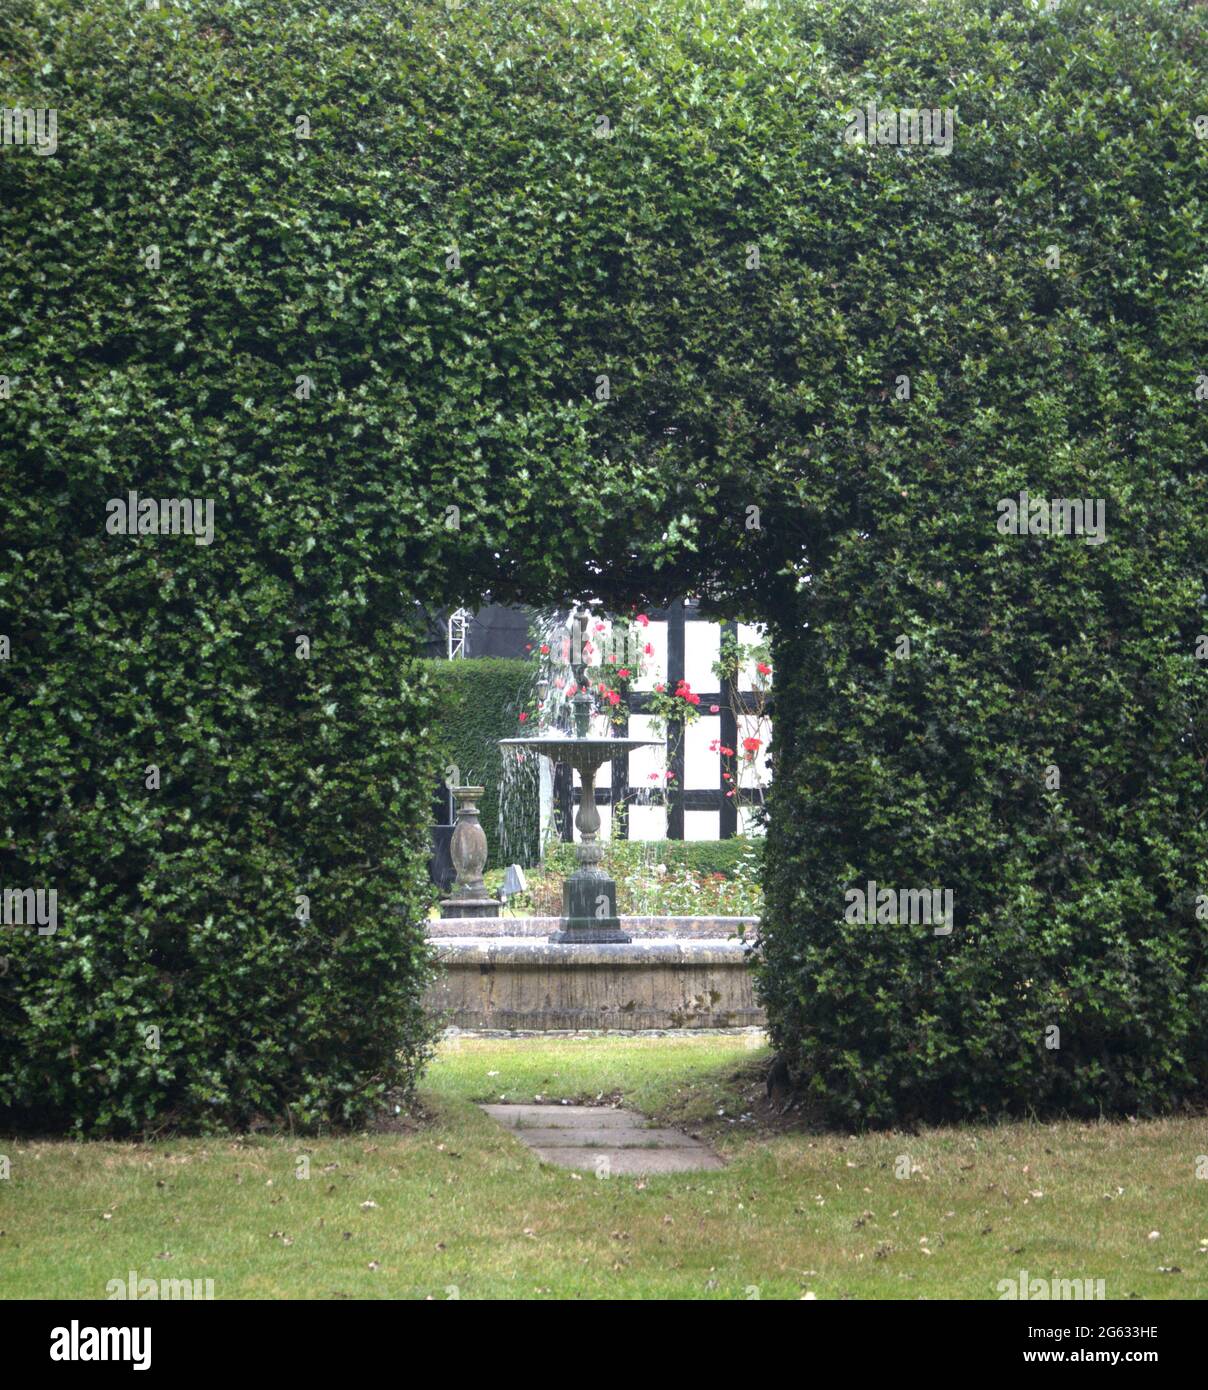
[430,935,753,968]
[442,1026,768,1039]
[428,914,758,939]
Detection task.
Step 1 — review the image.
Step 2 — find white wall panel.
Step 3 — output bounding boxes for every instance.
[684,810,720,841]
[684,619,720,693]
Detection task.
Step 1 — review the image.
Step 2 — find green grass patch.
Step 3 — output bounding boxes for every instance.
[1,1036,1205,1299]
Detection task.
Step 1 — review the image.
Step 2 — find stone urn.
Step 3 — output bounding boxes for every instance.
[439,786,500,919]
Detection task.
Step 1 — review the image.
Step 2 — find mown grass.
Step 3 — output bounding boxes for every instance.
[2,1034,1205,1299]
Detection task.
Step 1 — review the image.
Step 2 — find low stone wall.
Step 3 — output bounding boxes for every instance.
[425,935,764,1031]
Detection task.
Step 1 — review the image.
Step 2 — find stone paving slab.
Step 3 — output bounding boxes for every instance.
[480,1103,723,1173]
[507,1126,693,1147]
[481,1104,641,1129]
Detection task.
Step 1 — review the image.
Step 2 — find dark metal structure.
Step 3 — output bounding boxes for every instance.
[553,600,769,843]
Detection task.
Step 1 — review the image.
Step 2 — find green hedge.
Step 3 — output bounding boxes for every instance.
[744,2,1208,1125]
[2,0,1205,1134]
[423,658,539,868]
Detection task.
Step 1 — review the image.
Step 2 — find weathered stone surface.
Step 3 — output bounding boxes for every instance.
[507,1126,691,1147]
[482,1104,643,1129]
[425,935,763,1031]
[480,1103,724,1173]
[428,915,757,939]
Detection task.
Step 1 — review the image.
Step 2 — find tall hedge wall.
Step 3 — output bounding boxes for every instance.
[423,658,539,868]
[2,0,1205,1132]
[742,2,1208,1126]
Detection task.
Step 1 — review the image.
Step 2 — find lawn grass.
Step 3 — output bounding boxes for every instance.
[2,1034,1206,1300]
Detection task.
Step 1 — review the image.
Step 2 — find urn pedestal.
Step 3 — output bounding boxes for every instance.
[439,786,500,919]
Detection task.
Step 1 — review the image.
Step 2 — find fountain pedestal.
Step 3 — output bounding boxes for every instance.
[501,733,657,944]
[500,609,663,944]
[554,758,629,943]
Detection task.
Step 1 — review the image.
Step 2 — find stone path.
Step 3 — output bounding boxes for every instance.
[480,1103,724,1174]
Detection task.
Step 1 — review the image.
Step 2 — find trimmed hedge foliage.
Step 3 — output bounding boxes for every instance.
[1,0,1205,1132]
[423,658,539,867]
[743,2,1208,1124]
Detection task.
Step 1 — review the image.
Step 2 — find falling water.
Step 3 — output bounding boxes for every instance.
[495,607,574,868]
[497,746,540,867]
[497,604,674,905]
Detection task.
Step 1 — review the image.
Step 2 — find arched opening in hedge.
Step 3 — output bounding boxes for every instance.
[2,0,1204,1134]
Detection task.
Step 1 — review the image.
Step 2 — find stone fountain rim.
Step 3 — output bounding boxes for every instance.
[498,736,664,749]
[430,936,752,966]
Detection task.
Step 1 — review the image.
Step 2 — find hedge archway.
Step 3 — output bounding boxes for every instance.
[1,0,1205,1132]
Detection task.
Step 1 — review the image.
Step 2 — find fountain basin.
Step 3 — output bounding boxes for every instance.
[499,733,665,943]
[424,921,764,1032]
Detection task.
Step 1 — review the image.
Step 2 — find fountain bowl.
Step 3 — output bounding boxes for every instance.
[500,734,663,943]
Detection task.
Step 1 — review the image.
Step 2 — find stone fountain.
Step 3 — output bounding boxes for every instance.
[423,603,764,1033]
[499,604,662,943]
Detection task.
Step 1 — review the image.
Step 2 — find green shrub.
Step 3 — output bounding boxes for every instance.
[423,658,540,867]
[744,2,1208,1126]
[537,838,763,916]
